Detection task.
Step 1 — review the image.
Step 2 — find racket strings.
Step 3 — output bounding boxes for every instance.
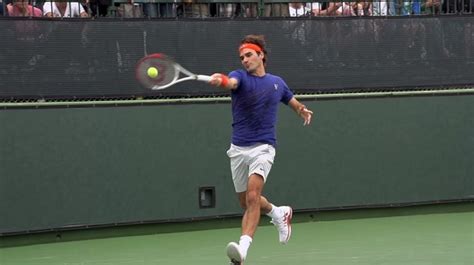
[136,58,177,89]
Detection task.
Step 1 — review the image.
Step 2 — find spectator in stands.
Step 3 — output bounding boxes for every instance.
[371,1,389,15]
[413,0,422,14]
[264,2,289,17]
[352,1,371,16]
[388,0,421,15]
[422,0,442,14]
[310,1,342,16]
[192,3,210,18]
[335,2,357,16]
[143,2,177,18]
[113,0,143,18]
[387,0,401,15]
[387,0,421,16]
[312,1,368,16]
[88,0,110,17]
[443,0,473,13]
[143,2,158,18]
[402,0,421,15]
[241,3,258,17]
[217,2,236,17]
[288,2,311,17]
[43,1,89,17]
[181,0,209,17]
[6,0,42,17]
[34,0,47,9]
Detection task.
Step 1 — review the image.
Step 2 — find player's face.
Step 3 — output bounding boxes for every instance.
[239,48,263,74]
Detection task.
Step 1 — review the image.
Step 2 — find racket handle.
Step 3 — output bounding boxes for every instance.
[197,75,212,82]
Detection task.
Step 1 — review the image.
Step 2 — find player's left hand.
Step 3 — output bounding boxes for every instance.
[299,106,313,126]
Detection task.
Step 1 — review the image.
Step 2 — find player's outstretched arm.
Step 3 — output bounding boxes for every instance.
[289,97,313,126]
[209,73,238,90]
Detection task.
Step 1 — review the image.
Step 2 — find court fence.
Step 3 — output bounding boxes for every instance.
[1,15,473,101]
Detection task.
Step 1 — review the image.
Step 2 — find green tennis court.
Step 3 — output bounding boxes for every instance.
[1,203,472,265]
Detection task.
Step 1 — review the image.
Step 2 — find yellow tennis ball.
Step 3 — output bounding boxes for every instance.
[147,67,159,78]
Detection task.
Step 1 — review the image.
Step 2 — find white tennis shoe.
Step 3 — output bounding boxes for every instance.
[270,206,293,244]
[226,242,245,264]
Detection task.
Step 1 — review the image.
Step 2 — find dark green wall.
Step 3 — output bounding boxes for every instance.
[1,95,473,234]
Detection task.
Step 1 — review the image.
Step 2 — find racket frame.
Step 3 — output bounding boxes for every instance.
[136,53,212,90]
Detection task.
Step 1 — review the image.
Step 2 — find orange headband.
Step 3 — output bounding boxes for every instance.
[239,43,262,53]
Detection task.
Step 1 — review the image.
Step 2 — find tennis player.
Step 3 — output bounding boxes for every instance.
[209,34,313,263]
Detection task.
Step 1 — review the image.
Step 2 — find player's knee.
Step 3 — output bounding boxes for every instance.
[245,190,260,206]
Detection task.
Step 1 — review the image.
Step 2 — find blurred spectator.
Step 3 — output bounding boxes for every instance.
[43,1,89,17]
[288,2,311,16]
[88,0,110,17]
[34,0,47,10]
[402,0,421,15]
[162,3,179,17]
[181,0,209,17]
[143,2,158,17]
[191,2,209,17]
[443,0,473,13]
[217,2,236,17]
[371,1,389,15]
[353,1,371,16]
[264,2,289,17]
[336,2,357,16]
[1,1,3,16]
[388,0,421,15]
[7,0,43,16]
[310,1,341,16]
[143,2,177,18]
[241,3,258,17]
[413,0,422,14]
[387,0,397,15]
[423,0,442,14]
[114,0,143,17]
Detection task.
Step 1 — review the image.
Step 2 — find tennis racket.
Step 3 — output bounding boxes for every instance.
[135,53,212,90]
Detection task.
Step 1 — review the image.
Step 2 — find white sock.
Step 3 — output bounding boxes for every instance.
[266,204,282,219]
[239,235,252,258]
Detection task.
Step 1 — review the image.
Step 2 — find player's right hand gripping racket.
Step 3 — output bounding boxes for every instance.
[135,53,212,90]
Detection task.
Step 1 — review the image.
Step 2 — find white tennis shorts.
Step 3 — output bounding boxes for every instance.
[226,143,276,193]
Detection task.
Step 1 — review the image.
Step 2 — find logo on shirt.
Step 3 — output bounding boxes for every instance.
[274,84,278,90]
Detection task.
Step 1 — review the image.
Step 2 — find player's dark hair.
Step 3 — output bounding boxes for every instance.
[241,34,267,65]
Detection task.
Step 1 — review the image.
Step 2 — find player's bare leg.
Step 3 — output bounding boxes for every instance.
[241,174,266,237]
[239,174,293,244]
[226,174,293,263]
[227,174,266,263]
[240,175,293,244]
